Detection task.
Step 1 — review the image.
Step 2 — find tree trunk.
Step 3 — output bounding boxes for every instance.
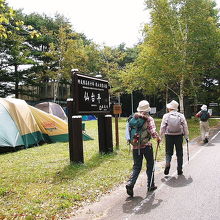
[194,94,198,114]
[14,64,19,98]
[166,87,168,113]
[179,78,184,114]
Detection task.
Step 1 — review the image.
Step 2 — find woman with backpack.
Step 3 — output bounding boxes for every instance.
[195,104,211,144]
[125,100,161,197]
[160,100,189,176]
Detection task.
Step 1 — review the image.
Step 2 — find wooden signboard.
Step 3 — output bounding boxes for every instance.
[72,73,110,115]
[113,104,122,115]
[68,70,113,164]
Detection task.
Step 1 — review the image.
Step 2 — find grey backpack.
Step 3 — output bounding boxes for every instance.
[166,113,182,135]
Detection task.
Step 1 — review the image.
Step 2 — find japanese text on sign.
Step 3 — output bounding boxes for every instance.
[74,74,110,114]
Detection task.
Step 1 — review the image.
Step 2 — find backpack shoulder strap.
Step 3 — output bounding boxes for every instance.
[166,112,174,124]
[177,112,183,122]
[127,114,134,122]
[166,112,182,124]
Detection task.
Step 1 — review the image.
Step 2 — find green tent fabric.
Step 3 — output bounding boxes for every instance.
[30,105,93,142]
[0,98,93,149]
[0,103,24,147]
[0,98,45,148]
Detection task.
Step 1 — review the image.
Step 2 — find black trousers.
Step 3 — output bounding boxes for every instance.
[127,146,154,188]
[165,135,183,170]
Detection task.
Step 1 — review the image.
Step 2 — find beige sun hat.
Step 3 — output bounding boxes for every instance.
[201,105,207,111]
[166,100,179,110]
[137,100,151,112]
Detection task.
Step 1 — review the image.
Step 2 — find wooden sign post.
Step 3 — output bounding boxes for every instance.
[113,104,122,149]
[67,69,113,163]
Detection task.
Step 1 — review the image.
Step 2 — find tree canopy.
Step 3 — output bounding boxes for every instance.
[0,0,220,113]
[121,0,220,112]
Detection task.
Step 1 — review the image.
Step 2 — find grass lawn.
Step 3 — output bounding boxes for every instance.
[0,117,219,219]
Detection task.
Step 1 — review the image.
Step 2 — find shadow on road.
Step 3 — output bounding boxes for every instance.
[122,193,163,215]
[122,196,143,213]
[203,143,216,147]
[161,175,193,188]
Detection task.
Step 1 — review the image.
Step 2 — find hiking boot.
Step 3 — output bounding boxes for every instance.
[126,185,134,197]
[164,166,170,175]
[177,169,183,175]
[148,185,157,192]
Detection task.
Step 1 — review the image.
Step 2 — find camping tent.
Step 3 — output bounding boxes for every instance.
[0,98,45,148]
[35,102,68,121]
[0,98,93,149]
[0,102,24,147]
[82,115,97,121]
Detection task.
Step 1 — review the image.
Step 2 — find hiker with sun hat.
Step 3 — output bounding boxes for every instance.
[160,100,189,176]
[195,104,211,144]
[125,100,161,197]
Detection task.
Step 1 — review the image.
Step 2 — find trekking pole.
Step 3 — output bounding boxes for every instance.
[186,138,189,163]
[127,141,131,154]
[149,141,160,190]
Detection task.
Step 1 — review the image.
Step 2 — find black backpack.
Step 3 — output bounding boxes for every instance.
[200,110,209,122]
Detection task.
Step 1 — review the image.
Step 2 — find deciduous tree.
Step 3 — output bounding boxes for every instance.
[122,0,220,113]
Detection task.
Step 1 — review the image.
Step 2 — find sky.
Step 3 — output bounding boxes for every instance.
[6,0,220,48]
[6,0,150,48]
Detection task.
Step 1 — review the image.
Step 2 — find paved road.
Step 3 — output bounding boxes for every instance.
[71,128,220,220]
